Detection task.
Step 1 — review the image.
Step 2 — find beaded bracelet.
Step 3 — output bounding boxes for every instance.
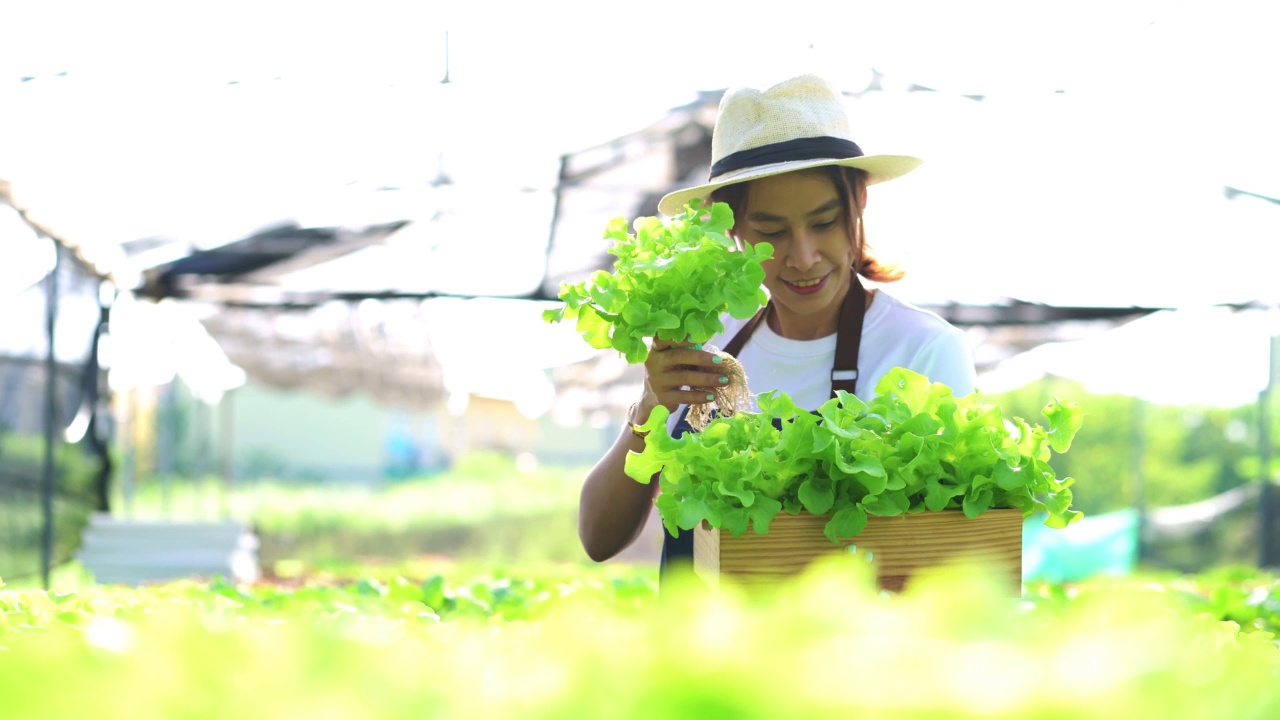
[627,403,649,439]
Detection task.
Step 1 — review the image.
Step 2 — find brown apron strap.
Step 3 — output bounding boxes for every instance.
[718,273,868,399]
[831,274,865,398]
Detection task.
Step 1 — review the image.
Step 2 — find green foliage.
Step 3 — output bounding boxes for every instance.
[448,450,541,482]
[126,455,584,532]
[1164,566,1280,635]
[985,377,1275,517]
[0,432,101,577]
[543,200,773,363]
[116,453,591,566]
[627,368,1083,542]
[1,564,1278,719]
[0,432,99,498]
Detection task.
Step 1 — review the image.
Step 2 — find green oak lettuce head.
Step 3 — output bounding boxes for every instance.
[542,200,772,364]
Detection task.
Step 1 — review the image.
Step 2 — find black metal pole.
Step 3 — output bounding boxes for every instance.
[159,381,174,517]
[1260,333,1277,568]
[1131,395,1146,564]
[40,242,61,589]
[218,388,235,519]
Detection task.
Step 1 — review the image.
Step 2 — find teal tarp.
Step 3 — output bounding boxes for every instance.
[1023,509,1140,583]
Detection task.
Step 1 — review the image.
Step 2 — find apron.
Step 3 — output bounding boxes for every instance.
[658,275,868,582]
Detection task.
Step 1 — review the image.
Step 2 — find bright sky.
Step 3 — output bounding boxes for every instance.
[1,1,1277,406]
[2,1,1274,279]
[976,305,1279,406]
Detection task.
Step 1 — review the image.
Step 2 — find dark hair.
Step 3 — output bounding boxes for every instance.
[708,165,905,283]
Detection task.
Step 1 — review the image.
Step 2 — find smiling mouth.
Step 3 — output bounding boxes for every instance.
[782,274,829,294]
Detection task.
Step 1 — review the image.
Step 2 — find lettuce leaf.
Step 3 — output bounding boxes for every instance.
[543,200,773,363]
[625,367,1086,543]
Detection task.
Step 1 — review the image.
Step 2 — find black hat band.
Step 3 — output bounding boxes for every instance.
[709,136,864,179]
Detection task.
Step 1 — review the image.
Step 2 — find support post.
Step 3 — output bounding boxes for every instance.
[218,388,236,519]
[1260,332,1278,568]
[40,242,60,589]
[1130,395,1146,563]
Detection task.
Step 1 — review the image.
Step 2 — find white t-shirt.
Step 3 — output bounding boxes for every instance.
[667,288,976,434]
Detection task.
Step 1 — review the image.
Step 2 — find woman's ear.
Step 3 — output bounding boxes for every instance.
[856,181,868,210]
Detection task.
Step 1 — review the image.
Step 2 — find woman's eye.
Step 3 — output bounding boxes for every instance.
[758,229,786,239]
[815,220,838,231]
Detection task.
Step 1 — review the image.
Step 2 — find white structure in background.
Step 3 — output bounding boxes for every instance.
[78,293,257,585]
[421,297,604,420]
[977,306,1276,408]
[0,203,56,298]
[105,293,248,400]
[76,514,259,585]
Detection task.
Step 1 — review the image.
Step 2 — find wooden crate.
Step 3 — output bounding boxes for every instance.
[693,508,1023,593]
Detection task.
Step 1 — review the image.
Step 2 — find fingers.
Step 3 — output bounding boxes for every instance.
[645,383,720,407]
[680,388,723,404]
[647,351,722,383]
[643,340,729,408]
[656,369,729,393]
[640,382,720,413]
[648,343,721,371]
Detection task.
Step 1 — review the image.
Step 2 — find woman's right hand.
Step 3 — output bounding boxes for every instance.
[632,338,727,425]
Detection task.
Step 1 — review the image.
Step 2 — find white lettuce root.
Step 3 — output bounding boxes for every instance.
[686,344,752,432]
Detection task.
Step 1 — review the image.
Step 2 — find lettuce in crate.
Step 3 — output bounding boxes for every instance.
[625,368,1084,543]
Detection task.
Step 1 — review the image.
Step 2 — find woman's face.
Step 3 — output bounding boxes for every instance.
[735,170,858,339]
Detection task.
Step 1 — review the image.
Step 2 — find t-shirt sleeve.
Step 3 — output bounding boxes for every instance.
[909,327,978,396]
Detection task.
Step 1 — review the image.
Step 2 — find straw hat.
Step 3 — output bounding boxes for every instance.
[657,74,922,216]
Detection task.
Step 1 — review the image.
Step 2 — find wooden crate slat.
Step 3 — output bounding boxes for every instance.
[694,509,1023,594]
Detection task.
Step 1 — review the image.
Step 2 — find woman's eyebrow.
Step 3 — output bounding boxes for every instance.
[747,199,842,223]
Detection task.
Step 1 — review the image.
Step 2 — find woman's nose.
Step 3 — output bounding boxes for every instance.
[786,231,820,270]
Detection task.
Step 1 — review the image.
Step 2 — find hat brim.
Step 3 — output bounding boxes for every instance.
[657,154,922,217]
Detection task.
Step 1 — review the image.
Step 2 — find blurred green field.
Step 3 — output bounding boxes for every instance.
[2,559,1277,719]
[113,452,592,567]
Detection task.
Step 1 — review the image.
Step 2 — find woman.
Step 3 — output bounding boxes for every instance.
[577,74,977,573]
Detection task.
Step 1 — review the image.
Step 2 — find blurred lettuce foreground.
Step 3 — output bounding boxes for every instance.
[2,559,1278,719]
